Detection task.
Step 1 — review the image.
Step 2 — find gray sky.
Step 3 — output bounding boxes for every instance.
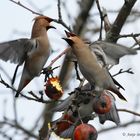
[0,0,140,140]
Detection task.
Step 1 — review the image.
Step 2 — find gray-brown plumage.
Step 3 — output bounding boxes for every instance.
[0,16,55,97]
[62,31,126,101]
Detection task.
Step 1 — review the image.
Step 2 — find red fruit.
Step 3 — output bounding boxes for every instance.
[54,113,75,136]
[93,93,111,114]
[73,123,98,140]
[44,77,63,100]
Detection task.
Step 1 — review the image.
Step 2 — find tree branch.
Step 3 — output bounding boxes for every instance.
[118,108,140,117]
[0,120,38,139]
[96,0,104,40]
[113,68,134,77]
[9,0,72,31]
[98,120,140,134]
[10,0,42,15]
[106,0,137,42]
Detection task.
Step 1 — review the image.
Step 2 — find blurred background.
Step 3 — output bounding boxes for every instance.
[0,0,140,139]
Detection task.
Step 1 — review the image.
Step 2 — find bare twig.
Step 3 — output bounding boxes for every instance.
[132,35,140,48]
[10,0,42,15]
[9,0,72,31]
[57,0,62,21]
[113,68,134,77]
[96,0,103,40]
[0,75,17,92]
[21,93,60,104]
[48,47,70,68]
[98,120,140,134]
[102,7,111,32]
[0,75,61,104]
[0,120,38,139]
[118,108,140,117]
[118,33,140,38]
[56,0,72,31]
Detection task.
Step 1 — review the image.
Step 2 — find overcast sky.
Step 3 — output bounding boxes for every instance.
[0,0,140,140]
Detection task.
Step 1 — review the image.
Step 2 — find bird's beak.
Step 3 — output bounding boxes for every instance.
[62,38,74,46]
[65,30,71,37]
[46,26,56,30]
[64,30,76,37]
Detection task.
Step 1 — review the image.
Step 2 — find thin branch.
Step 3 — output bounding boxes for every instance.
[9,0,72,31]
[102,7,111,32]
[53,19,72,32]
[0,120,38,139]
[118,108,140,117]
[21,93,60,104]
[132,35,140,48]
[0,75,17,92]
[0,75,62,104]
[118,33,140,38]
[113,68,134,77]
[98,120,140,134]
[10,0,42,15]
[96,0,103,40]
[57,0,62,21]
[48,47,70,68]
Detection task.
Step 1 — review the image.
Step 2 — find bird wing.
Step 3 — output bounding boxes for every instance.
[95,41,137,58]
[60,125,75,138]
[90,41,137,65]
[52,94,75,112]
[98,91,120,125]
[89,44,108,66]
[0,38,37,64]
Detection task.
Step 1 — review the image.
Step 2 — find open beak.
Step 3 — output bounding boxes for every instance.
[47,26,56,30]
[62,38,74,46]
[64,30,76,37]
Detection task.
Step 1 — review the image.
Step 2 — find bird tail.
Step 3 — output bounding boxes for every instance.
[112,77,125,90]
[15,67,32,97]
[109,87,127,101]
[12,64,20,85]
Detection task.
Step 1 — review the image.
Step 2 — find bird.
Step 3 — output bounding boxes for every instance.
[62,31,126,101]
[53,82,120,125]
[0,15,56,97]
